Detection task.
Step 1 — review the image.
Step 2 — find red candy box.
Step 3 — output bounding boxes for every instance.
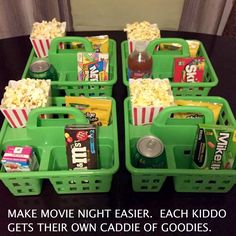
[173,57,205,83]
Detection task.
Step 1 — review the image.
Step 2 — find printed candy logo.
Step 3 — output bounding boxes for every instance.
[211,132,230,170]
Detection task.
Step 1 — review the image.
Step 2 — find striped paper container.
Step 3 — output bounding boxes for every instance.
[132,105,163,126]
[30,38,65,58]
[30,22,66,58]
[0,108,31,128]
[30,38,52,58]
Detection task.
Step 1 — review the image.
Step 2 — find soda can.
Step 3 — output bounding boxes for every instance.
[29,59,58,81]
[135,136,166,168]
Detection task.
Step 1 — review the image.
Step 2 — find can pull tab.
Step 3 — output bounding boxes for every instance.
[147,139,156,150]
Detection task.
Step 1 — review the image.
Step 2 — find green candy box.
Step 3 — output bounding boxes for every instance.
[193,124,236,170]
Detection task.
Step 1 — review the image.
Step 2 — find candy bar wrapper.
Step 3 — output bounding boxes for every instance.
[77,52,109,81]
[131,105,163,126]
[30,22,66,58]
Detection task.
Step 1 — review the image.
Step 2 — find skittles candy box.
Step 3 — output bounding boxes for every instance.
[64,124,98,170]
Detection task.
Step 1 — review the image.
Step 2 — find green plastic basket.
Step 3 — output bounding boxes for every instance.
[122,38,218,96]
[0,97,119,196]
[22,36,117,97]
[124,96,236,193]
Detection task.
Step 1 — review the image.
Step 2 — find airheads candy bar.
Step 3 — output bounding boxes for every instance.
[65,124,98,170]
[173,57,205,83]
[193,124,236,170]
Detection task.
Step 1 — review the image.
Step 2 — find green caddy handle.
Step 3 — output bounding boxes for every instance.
[27,106,89,128]
[152,106,215,127]
[146,38,190,56]
[49,36,94,55]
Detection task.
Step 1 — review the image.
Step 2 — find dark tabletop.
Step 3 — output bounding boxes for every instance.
[0,31,236,236]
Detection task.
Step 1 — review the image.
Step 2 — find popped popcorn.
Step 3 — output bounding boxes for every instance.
[130,78,175,107]
[1,79,51,109]
[30,18,66,39]
[124,21,161,41]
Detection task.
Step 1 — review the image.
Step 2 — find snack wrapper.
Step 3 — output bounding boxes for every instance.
[174,100,223,123]
[124,21,161,54]
[186,40,200,57]
[0,79,51,128]
[30,19,66,58]
[129,78,175,125]
[71,35,109,53]
[65,96,112,126]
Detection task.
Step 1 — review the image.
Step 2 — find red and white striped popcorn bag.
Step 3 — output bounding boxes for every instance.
[129,78,175,126]
[125,22,161,54]
[30,21,66,58]
[0,79,51,128]
[132,105,163,126]
[1,108,31,128]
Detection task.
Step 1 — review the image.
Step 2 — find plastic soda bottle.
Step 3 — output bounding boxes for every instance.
[128,41,153,79]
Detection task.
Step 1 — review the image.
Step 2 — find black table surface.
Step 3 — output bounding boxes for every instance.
[0,31,236,236]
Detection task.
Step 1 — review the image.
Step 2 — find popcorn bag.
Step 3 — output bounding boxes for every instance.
[0,79,51,128]
[132,105,163,126]
[129,79,175,126]
[124,21,161,54]
[1,108,31,128]
[30,19,66,58]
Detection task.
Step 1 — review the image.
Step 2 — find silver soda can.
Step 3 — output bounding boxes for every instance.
[135,136,166,168]
[29,59,58,81]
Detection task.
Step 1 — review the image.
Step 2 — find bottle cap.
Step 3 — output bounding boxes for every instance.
[135,41,147,52]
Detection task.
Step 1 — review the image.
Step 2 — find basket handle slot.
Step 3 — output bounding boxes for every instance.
[146,38,189,56]
[27,107,89,128]
[152,106,215,127]
[49,36,94,55]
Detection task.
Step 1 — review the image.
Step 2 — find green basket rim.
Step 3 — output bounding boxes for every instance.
[0,97,119,180]
[121,39,219,88]
[124,96,236,176]
[22,38,117,86]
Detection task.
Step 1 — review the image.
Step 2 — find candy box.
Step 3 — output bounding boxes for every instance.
[0,79,51,128]
[77,52,109,81]
[173,57,205,83]
[30,19,66,58]
[64,124,98,170]
[1,146,39,172]
[193,124,236,170]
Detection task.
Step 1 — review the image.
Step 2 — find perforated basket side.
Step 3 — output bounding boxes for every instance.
[1,177,43,196]
[49,174,113,194]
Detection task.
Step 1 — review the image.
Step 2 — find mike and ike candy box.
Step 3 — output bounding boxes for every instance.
[193,124,236,170]
[64,124,98,170]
